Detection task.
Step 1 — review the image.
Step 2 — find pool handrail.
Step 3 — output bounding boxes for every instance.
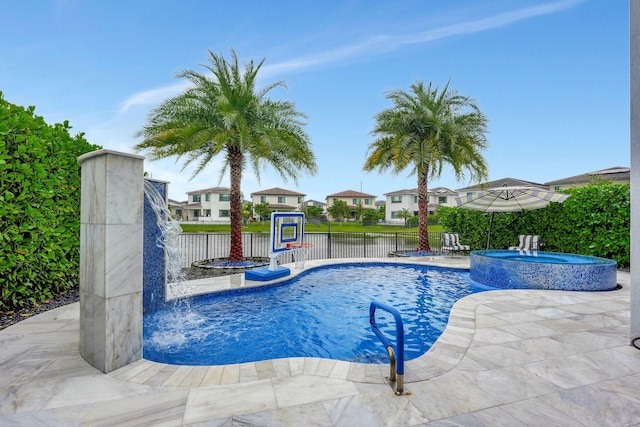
[369,300,405,395]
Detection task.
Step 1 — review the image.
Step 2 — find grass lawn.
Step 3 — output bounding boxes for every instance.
[180,222,444,233]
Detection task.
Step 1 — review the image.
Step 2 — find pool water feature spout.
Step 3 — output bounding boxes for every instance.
[79,149,194,373]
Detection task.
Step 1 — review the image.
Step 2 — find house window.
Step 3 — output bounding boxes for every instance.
[391,211,399,218]
[193,210,200,217]
[219,210,230,217]
[364,198,372,205]
[278,196,286,203]
[554,186,563,191]
[391,196,402,203]
[414,196,418,203]
[192,194,201,202]
[205,193,210,201]
[352,198,360,205]
[438,196,447,204]
[204,209,211,217]
[261,196,267,203]
[219,194,230,202]
[297,196,303,203]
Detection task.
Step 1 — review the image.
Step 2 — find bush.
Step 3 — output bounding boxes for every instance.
[0,93,100,309]
[552,184,630,266]
[438,183,630,268]
[406,215,419,228]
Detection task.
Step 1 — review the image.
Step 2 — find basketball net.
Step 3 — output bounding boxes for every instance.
[287,243,313,269]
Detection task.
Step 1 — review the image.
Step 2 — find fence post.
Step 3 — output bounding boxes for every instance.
[363,232,367,257]
[206,233,210,260]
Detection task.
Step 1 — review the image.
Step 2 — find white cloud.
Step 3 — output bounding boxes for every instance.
[119,81,190,113]
[116,0,582,111]
[260,0,583,77]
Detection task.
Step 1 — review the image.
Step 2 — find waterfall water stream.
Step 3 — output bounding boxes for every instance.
[143,180,192,300]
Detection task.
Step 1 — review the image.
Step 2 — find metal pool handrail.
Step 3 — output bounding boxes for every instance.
[369,300,405,395]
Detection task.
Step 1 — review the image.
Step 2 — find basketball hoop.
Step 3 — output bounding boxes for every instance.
[289,243,313,269]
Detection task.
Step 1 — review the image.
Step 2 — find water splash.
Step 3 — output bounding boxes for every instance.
[143,180,192,300]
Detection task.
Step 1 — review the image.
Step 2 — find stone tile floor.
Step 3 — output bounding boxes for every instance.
[1,257,639,426]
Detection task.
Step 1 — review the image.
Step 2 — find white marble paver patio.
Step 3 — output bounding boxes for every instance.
[0,257,639,426]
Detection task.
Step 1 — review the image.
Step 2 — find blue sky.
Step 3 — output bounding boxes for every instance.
[1,0,630,202]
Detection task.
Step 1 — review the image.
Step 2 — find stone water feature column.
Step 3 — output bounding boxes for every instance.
[77,149,144,373]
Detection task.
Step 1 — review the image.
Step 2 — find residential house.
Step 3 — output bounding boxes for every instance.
[168,199,185,220]
[305,199,327,213]
[384,187,458,224]
[325,190,376,220]
[250,187,305,220]
[545,166,630,191]
[184,187,233,222]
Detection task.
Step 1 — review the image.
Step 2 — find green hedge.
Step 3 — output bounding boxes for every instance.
[438,183,630,268]
[0,93,100,309]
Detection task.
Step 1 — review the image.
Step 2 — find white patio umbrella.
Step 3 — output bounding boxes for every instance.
[454,185,570,249]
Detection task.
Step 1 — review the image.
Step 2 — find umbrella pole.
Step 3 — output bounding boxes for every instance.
[486,212,494,249]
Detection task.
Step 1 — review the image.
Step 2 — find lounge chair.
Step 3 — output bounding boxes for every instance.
[508,235,541,251]
[441,232,470,255]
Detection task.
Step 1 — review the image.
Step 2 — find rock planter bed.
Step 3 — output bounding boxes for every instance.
[191,257,270,273]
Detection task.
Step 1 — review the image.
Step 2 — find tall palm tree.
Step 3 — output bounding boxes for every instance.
[135,50,317,262]
[364,80,489,251]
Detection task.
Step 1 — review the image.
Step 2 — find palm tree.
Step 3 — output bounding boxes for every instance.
[396,208,413,228]
[364,80,488,251]
[135,50,317,262]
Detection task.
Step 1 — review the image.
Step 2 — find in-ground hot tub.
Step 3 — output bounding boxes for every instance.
[470,250,618,291]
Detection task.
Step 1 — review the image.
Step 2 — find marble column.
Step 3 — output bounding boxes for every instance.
[77,149,144,373]
[631,1,640,345]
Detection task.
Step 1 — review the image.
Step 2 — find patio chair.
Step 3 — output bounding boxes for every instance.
[440,232,470,255]
[508,235,542,251]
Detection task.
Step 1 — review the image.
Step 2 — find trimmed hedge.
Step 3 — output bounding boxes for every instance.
[0,93,100,309]
[438,183,630,268]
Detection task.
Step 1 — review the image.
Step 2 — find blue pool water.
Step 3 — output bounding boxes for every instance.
[143,263,493,366]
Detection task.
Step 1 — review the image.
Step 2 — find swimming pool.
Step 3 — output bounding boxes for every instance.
[143,263,493,366]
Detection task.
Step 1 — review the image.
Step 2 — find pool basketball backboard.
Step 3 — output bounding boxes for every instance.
[270,212,305,253]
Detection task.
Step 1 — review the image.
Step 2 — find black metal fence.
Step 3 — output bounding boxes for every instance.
[177,231,445,267]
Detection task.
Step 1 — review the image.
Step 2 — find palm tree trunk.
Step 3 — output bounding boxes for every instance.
[228,148,245,262]
[417,165,431,251]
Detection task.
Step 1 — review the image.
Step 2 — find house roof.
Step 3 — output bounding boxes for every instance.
[187,186,230,195]
[384,188,415,196]
[384,186,457,196]
[306,199,327,206]
[326,190,376,198]
[251,187,305,196]
[429,187,458,195]
[456,178,547,192]
[263,203,297,210]
[431,186,458,194]
[545,166,630,185]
